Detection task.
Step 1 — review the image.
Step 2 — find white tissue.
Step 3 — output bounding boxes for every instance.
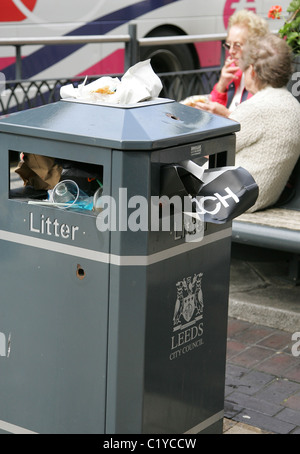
[60,60,163,105]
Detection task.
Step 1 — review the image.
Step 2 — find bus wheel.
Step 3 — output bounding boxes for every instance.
[140,26,197,99]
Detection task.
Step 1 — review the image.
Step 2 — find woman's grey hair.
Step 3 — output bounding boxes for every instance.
[239,33,293,89]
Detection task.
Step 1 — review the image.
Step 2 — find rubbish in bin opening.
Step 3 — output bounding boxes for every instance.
[9,151,104,213]
[76,265,86,280]
[49,180,95,210]
[93,186,104,212]
[52,180,79,209]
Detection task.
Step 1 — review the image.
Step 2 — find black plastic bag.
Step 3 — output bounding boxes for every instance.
[193,166,259,224]
[56,160,103,196]
[161,162,258,224]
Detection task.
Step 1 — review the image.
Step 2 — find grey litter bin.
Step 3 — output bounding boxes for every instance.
[0,98,240,434]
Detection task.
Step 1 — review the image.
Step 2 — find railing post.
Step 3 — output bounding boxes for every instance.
[15,45,22,79]
[125,23,139,71]
[220,39,226,68]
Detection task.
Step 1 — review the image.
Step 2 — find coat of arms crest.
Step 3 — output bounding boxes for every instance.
[173,273,204,329]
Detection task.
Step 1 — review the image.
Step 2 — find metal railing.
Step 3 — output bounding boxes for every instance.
[0,25,227,114]
[0,68,222,114]
[0,24,227,78]
[0,34,131,80]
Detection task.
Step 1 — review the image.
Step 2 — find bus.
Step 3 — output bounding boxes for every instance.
[0,0,290,81]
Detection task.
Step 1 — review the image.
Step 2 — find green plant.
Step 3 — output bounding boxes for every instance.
[268,1,300,55]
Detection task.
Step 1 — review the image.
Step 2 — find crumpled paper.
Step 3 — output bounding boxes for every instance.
[60,59,163,105]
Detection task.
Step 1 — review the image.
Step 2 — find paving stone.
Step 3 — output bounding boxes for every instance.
[230,370,275,396]
[233,325,274,345]
[256,353,298,376]
[258,331,293,351]
[225,378,249,397]
[226,391,281,416]
[223,419,271,434]
[276,408,300,426]
[226,340,248,359]
[225,363,249,378]
[225,385,235,398]
[285,363,300,383]
[225,317,300,435]
[283,393,300,411]
[255,379,300,405]
[227,319,251,337]
[225,366,250,396]
[223,418,237,433]
[224,400,243,419]
[229,346,273,368]
[233,409,296,434]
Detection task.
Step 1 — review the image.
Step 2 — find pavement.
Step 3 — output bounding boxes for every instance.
[223,243,300,434]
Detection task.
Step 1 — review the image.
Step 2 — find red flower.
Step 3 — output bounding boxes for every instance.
[268,5,283,19]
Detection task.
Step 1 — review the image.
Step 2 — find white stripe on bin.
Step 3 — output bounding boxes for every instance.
[0,410,223,434]
[110,229,232,265]
[184,410,224,434]
[0,419,38,434]
[0,229,110,263]
[0,228,231,266]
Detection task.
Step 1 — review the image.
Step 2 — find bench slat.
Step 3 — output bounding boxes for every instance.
[234,208,300,231]
[232,220,300,253]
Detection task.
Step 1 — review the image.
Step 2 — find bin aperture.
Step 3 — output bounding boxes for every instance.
[9,150,104,213]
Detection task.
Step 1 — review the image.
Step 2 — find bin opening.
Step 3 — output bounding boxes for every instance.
[61,97,173,109]
[9,150,104,213]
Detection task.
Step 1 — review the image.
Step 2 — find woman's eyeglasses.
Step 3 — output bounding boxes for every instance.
[223,42,243,51]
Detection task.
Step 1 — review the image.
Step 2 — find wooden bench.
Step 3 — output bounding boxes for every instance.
[232,157,300,284]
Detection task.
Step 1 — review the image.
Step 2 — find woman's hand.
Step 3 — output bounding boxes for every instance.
[216,57,240,93]
[192,100,230,118]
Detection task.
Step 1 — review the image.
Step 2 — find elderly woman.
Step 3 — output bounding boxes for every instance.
[229,33,300,212]
[184,10,270,116]
[211,9,269,112]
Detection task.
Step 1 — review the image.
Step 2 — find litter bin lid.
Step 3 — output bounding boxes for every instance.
[0,99,240,150]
